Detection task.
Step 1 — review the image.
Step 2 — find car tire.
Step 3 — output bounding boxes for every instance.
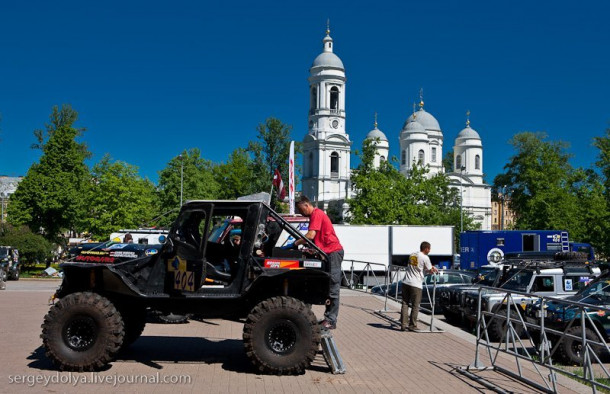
[554,251,588,262]
[41,292,124,371]
[443,309,463,326]
[243,296,320,375]
[558,326,604,365]
[10,268,19,281]
[118,306,147,348]
[486,309,525,342]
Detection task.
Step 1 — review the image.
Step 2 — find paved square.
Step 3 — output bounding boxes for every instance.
[0,280,590,393]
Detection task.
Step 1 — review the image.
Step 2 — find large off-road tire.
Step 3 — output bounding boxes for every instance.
[486,309,525,342]
[41,292,124,371]
[243,296,321,375]
[9,268,19,280]
[119,307,147,348]
[554,251,588,262]
[443,309,463,326]
[558,326,604,365]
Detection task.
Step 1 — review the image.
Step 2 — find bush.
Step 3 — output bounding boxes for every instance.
[0,223,55,266]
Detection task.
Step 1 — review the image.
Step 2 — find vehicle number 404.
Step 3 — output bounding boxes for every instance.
[174,270,195,292]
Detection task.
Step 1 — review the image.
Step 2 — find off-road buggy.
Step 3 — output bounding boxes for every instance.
[41,200,331,374]
[0,246,20,281]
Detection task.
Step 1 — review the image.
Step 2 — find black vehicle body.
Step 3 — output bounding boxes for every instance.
[438,264,510,323]
[43,200,331,374]
[0,246,20,280]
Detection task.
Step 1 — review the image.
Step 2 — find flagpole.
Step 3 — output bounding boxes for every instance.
[289,141,295,215]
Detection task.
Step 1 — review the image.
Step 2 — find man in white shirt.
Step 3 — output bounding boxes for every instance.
[401,241,438,331]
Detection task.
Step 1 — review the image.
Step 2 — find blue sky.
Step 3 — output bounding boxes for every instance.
[1,1,609,186]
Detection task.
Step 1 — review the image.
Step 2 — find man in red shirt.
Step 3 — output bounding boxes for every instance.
[295,196,344,330]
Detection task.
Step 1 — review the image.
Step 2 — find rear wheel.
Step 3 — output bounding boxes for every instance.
[41,292,124,371]
[243,296,320,375]
[558,326,604,365]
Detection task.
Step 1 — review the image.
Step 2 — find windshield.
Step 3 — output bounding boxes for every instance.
[476,267,499,286]
[501,270,534,292]
[578,279,610,298]
[0,247,7,257]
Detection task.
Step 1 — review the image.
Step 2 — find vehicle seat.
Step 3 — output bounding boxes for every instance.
[205,261,232,283]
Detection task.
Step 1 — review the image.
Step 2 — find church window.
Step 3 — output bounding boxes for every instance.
[401,150,406,165]
[380,155,386,162]
[330,87,339,110]
[456,155,462,170]
[431,147,437,163]
[330,152,339,177]
[418,150,425,164]
[310,87,317,110]
[475,155,481,170]
[308,152,313,177]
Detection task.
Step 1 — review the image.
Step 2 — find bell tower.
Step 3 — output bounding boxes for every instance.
[302,24,352,208]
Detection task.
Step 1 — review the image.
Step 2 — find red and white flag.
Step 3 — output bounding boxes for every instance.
[272,169,286,200]
[289,141,295,215]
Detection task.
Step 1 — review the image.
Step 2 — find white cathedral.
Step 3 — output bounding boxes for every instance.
[301,28,492,230]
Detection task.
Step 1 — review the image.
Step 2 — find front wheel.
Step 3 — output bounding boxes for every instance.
[243,296,321,375]
[41,292,125,371]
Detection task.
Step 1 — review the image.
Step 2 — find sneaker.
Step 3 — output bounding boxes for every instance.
[320,320,336,330]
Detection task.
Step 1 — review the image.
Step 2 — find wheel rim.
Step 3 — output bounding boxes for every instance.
[266,320,298,354]
[63,315,98,351]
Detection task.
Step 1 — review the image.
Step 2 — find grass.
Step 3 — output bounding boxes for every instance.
[19,262,62,278]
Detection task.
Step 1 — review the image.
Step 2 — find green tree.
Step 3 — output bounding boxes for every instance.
[348,139,475,237]
[247,117,301,209]
[157,148,219,226]
[213,148,259,199]
[0,223,54,266]
[85,155,158,239]
[8,105,91,242]
[442,149,454,172]
[494,132,581,234]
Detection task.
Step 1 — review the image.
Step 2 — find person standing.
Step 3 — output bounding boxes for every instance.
[295,196,344,330]
[401,241,438,331]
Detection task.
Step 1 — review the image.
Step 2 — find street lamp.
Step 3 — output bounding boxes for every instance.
[459,165,466,233]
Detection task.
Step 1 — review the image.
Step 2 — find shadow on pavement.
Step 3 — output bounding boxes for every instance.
[27,336,254,374]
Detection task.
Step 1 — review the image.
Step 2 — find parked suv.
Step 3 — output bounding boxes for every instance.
[0,246,20,280]
[526,272,610,365]
[463,262,600,341]
[42,200,331,374]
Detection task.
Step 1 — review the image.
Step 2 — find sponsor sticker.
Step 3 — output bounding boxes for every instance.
[303,260,322,268]
[109,251,138,258]
[107,244,127,250]
[264,259,300,269]
[145,249,158,256]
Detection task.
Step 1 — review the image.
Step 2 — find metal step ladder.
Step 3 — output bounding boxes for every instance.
[561,231,570,251]
[320,329,346,374]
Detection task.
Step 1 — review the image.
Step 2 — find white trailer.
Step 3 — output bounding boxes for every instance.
[334,224,455,272]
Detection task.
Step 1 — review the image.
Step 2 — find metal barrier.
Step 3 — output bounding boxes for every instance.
[461,285,610,393]
[376,265,444,333]
[341,260,387,292]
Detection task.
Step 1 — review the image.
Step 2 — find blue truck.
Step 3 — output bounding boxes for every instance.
[460,230,595,269]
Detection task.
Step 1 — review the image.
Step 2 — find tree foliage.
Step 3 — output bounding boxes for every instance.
[247,117,301,210]
[494,132,610,257]
[157,148,219,226]
[348,139,477,236]
[85,155,158,239]
[213,148,260,199]
[8,105,91,242]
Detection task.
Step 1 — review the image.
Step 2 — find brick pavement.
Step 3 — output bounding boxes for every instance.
[0,280,591,393]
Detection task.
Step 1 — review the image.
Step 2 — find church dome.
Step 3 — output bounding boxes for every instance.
[457,125,481,140]
[401,118,426,135]
[366,127,387,141]
[312,52,344,69]
[405,108,441,131]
